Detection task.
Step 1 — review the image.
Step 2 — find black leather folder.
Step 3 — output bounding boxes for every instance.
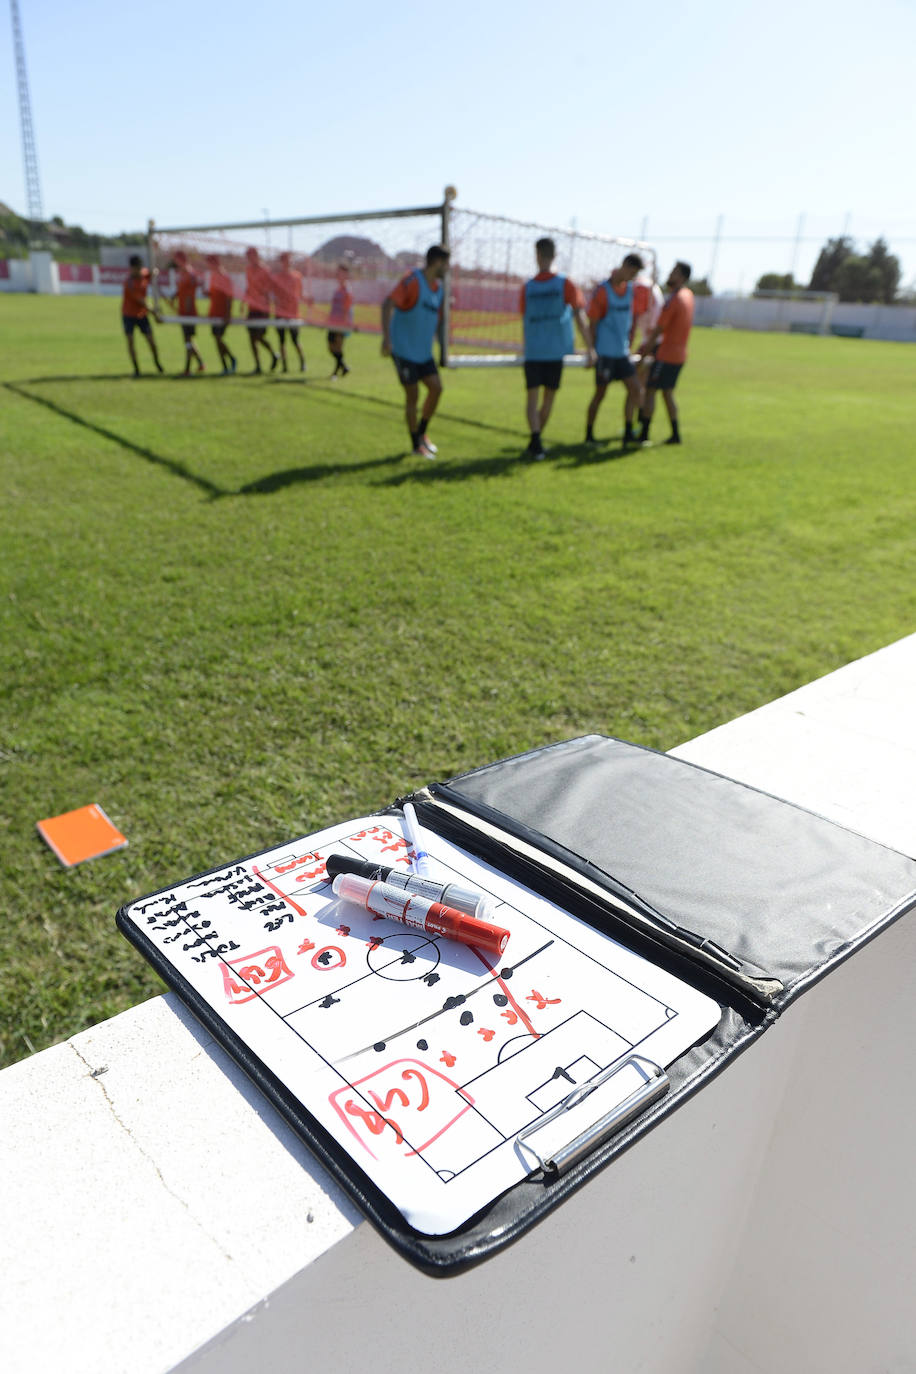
[118,735,916,1275]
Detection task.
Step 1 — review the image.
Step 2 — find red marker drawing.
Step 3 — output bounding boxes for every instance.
[332,873,510,957]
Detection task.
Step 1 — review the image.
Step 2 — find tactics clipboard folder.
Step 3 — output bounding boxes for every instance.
[116,736,916,1275]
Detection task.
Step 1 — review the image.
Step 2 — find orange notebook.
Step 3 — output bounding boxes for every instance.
[36,803,128,867]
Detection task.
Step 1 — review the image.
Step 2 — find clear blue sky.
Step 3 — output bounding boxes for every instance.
[2,0,913,293]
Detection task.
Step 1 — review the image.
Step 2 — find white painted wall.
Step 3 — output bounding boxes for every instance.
[0,257,32,291]
[695,292,916,342]
[29,250,59,294]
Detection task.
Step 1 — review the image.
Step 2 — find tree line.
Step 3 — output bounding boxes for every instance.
[0,204,145,262]
[755,236,905,304]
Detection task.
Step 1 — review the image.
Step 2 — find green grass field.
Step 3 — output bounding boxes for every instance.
[2,294,915,1068]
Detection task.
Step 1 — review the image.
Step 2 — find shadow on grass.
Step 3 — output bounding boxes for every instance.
[267,376,524,441]
[237,451,409,494]
[4,371,533,498]
[373,438,641,485]
[3,380,231,499]
[556,438,641,468]
[375,446,529,485]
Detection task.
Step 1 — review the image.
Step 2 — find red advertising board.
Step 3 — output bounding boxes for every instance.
[58,262,94,283]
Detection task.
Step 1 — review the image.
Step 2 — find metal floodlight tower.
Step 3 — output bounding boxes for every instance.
[10,0,44,223]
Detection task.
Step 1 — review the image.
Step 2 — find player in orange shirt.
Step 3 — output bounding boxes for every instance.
[636,262,695,446]
[244,246,280,374]
[121,255,164,377]
[205,254,237,374]
[169,251,206,375]
[631,271,664,353]
[630,269,664,401]
[271,252,306,373]
[327,262,354,377]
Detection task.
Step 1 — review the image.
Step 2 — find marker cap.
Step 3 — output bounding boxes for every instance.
[442,883,495,922]
[325,852,369,881]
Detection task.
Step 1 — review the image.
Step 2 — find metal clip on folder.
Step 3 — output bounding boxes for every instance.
[516,1055,669,1176]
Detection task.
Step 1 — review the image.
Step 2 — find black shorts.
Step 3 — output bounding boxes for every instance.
[211,323,228,339]
[392,355,438,387]
[181,324,197,341]
[524,359,563,391]
[122,315,152,337]
[647,359,684,391]
[247,309,269,333]
[596,355,636,385]
[275,325,300,343]
[327,330,349,346]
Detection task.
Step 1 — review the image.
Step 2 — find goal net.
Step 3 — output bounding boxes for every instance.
[148,191,655,366]
[446,207,655,366]
[149,201,445,336]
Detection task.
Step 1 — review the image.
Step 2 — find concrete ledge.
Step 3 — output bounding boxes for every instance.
[672,631,916,856]
[3,633,916,1373]
[0,997,360,1373]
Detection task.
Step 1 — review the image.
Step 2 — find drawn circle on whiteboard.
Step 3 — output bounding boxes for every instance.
[311,946,346,971]
[496,1033,532,1064]
[367,933,440,981]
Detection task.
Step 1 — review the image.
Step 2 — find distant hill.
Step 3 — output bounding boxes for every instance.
[0,203,145,261]
[311,234,392,268]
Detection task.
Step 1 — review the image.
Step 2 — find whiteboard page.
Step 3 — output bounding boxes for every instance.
[121,815,721,1235]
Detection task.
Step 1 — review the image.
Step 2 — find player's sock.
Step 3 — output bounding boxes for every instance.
[669,420,680,442]
[585,425,595,442]
[638,413,651,442]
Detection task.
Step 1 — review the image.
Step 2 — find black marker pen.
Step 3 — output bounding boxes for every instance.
[325,852,493,921]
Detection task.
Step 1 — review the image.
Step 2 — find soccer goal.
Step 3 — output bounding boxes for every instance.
[723,288,839,335]
[147,189,655,366]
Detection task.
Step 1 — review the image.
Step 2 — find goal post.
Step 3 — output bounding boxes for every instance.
[147,190,656,367]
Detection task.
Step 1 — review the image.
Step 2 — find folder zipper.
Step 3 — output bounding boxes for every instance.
[397,787,782,1014]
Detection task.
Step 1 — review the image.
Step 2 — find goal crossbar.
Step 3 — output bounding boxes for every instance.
[150,203,445,237]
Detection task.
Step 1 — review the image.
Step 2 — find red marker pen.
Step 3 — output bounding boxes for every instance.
[332,873,510,957]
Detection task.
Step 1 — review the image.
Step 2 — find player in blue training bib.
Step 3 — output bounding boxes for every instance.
[381,245,450,458]
[520,238,592,460]
[584,252,645,448]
